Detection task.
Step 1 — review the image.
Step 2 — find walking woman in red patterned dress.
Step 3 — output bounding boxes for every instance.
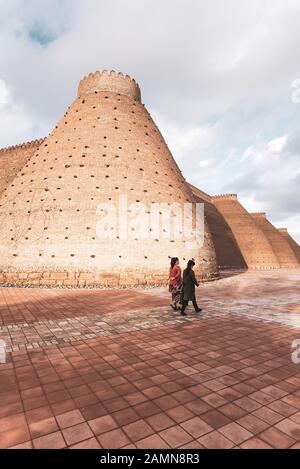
[168,257,182,311]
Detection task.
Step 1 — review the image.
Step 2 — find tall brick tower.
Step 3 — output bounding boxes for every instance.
[0,70,218,287]
[251,214,299,268]
[212,195,280,269]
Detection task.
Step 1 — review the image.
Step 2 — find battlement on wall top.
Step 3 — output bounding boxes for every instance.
[77,70,141,102]
[211,194,238,201]
[0,138,45,154]
[251,212,266,218]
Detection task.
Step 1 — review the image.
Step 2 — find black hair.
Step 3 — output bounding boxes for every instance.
[186,259,195,271]
[170,257,179,268]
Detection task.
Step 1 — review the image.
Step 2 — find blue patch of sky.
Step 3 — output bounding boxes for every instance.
[28,21,58,45]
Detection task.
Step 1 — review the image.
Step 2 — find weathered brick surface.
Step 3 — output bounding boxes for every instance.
[212,195,280,269]
[0,70,218,286]
[0,139,45,198]
[189,185,247,269]
[251,214,299,268]
[278,228,300,263]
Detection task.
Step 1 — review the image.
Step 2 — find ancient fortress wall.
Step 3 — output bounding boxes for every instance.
[0,139,44,197]
[277,228,300,263]
[251,214,299,267]
[0,70,297,284]
[211,195,280,269]
[0,70,218,287]
[189,184,246,269]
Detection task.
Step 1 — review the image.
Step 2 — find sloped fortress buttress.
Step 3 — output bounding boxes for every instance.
[250,213,299,268]
[212,194,280,269]
[0,70,218,287]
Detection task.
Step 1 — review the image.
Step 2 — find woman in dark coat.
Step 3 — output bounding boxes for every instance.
[181,259,202,316]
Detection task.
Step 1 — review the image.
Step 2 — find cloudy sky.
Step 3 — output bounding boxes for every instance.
[0,0,299,241]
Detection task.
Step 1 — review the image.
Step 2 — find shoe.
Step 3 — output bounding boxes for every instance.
[170,304,177,311]
[180,311,187,316]
[195,308,202,313]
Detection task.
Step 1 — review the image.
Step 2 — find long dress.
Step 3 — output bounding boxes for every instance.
[168,265,182,303]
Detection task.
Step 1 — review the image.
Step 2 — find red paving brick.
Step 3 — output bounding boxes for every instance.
[70,437,101,449]
[159,425,193,447]
[267,399,298,417]
[146,412,175,432]
[198,430,235,449]
[123,419,154,442]
[32,431,66,449]
[239,437,273,449]
[0,426,30,449]
[88,415,117,435]
[29,417,59,439]
[56,409,85,429]
[134,401,161,418]
[136,434,170,449]
[62,422,94,446]
[259,426,295,448]
[275,418,300,440]
[10,441,33,449]
[253,406,283,425]
[219,403,248,420]
[166,405,194,423]
[290,411,300,424]
[201,409,231,429]
[180,417,213,438]
[25,406,53,425]
[97,428,130,449]
[0,269,300,449]
[112,407,140,426]
[219,422,254,444]
[236,414,270,434]
[0,413,27,431]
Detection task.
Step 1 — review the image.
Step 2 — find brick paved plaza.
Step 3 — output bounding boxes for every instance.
[0,269,300,449]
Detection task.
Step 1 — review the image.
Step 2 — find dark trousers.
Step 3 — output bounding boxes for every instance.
[181,295,200,313]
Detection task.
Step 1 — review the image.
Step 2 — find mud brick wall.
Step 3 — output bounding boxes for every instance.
[251,214,299,268]
[0,70,218,287]
[277,228,300,263]
[0,139,45,197]
[212,195,280,269]
[189,185,246,269]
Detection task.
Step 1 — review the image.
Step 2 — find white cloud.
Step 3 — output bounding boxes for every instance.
[153,112,216,163]
[0,0,299,242]
[0,79,10,104]
[220,132,300,241]
[0,78,48,146]
[268,135,288,153]
[275,214,300,242]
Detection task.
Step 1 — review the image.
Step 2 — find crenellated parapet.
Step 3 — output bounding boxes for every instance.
[77,70,141,102]
[211,194,237,201]
[0,138,45,154]
[251,212,266,218]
